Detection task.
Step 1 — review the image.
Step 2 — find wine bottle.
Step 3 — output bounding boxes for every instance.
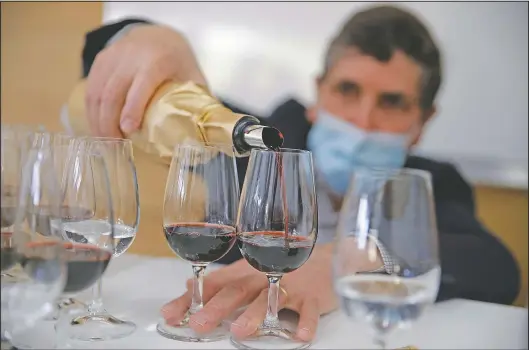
[63,80,283,162]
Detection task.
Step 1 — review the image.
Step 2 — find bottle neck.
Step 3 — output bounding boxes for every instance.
[233,116,284,156]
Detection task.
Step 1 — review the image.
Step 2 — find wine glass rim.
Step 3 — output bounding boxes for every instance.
[173,142,236,151]
[357,167,432,181]
[250,147,311,155]
[81,136,132,144]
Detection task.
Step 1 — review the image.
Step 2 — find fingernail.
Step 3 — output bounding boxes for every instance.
[190,314,207,327]
[231,318,248,329]
[120,119,135,134]
[297,327,312,341]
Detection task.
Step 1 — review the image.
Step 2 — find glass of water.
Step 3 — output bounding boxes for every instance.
[333,168,440,349]
[76,137,140,340]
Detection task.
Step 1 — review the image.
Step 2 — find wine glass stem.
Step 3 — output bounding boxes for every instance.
[87,278,104,314]
[190,264,206,313]
[374,333,386,349]
[263,274,282,328]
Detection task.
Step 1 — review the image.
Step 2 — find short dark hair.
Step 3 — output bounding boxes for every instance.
[324,5,442,110]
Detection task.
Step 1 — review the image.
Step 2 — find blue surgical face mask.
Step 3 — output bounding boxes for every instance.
[307,110,409,195]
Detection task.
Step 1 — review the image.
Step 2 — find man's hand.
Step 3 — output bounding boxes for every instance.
[85,24,206,138]
[161,244,337,342]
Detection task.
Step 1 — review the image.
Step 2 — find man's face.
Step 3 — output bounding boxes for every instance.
[311,48,434,145]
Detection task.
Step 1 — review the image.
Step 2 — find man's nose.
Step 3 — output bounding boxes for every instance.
[349,99,377,131]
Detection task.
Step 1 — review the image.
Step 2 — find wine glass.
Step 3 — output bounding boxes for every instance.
[77,137,139,340]
[1,126,43,350]
[156,143,240,342]
[0,125,37,236]
[333,168,440,349]
[47,140,116,343]
[1,127,24,235]
[231,148,318,350]
[1,146,68,349]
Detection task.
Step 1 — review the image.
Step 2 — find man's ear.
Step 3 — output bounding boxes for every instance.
[410,105,437,146]
[306,75,325,123]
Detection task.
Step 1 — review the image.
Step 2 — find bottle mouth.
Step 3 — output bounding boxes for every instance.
[261,127,284,150]
[242,125,284,151]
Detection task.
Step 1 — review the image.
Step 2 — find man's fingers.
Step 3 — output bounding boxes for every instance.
[85,51,116,136]
[161,290,192,326]
[230,286,289,339]
[120,67,165,134]
[99,70,133,137]
[189,275,266,334]
[296,298,320,342]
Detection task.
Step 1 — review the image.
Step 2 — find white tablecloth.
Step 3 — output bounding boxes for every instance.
[19,254,530,349]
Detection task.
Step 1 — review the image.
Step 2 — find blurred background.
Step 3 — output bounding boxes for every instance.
[1,1,528,306]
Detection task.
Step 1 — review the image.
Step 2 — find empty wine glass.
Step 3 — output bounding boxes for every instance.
[333,168,440,349]
[157,143,239,342]
[231,148,318,350]
[77,137,139,340]
[1,126,34,236]
[1,146,68,349]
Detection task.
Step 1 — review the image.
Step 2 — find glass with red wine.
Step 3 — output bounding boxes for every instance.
[231,148,318,350]
[156,143,240,342]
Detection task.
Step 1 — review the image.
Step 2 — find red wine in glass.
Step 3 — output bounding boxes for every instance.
[238,231,314,274]
[164,223,236,264]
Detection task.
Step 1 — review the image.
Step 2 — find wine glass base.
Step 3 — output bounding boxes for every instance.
[7,319,57,349]
[156,318,229,343]
[230,325,311,350]
[65,311,136,341]
[44,298,86,321]
[1,335,14,350]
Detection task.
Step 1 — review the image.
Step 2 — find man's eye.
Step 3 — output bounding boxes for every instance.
[337,82,358,95]
[380,94,406,109]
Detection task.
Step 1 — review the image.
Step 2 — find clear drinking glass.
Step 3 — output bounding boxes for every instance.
[157,143,239,342]
[1,125,36,237]
[333,168,440,349]
[1,128,24,235]
[1,146,68,349]
[230,148,318,350]
[49,140,116,342]
[1,126,46,350]
[77,137,139,340]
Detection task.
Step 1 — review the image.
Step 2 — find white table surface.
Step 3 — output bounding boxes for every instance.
[17,254,530,349]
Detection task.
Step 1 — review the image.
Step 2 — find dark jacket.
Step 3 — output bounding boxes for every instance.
[81,19,521,305]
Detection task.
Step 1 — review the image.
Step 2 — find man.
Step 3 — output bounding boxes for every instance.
[77,5,520,342]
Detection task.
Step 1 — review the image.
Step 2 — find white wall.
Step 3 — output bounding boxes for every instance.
[103,1,529,188]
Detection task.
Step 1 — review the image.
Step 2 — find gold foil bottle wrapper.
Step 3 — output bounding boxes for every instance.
[66,79,244,165]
